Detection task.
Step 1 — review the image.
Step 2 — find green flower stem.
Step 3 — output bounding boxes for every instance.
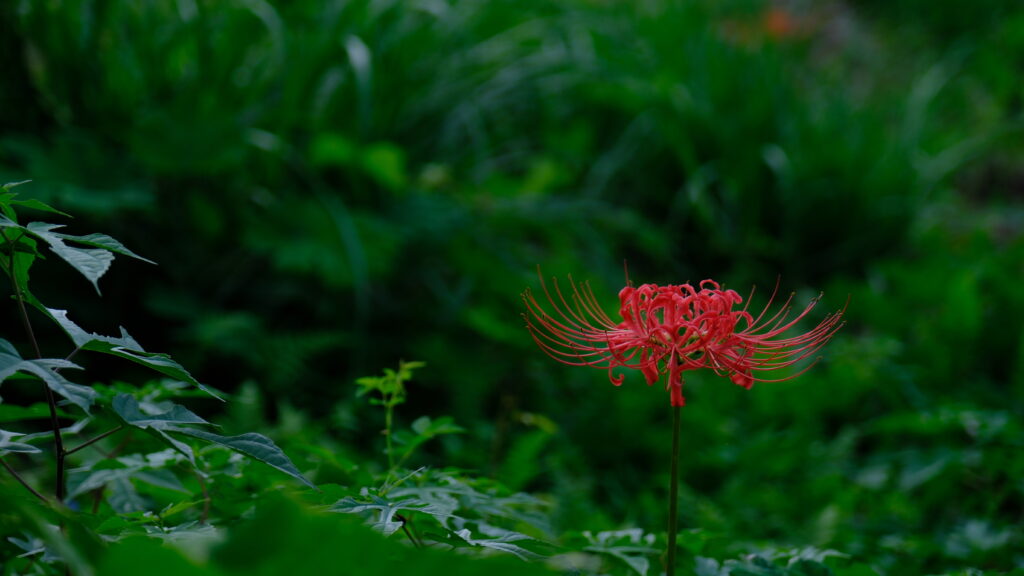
[667,404,682,576]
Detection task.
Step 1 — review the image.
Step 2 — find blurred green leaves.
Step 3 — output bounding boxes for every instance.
[112,394,313,488]
[1,1,1023,574]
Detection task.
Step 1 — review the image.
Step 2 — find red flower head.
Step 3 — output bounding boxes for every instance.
[522,272,845,407]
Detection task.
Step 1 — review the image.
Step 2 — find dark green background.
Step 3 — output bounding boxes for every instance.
[2,1,1022,573]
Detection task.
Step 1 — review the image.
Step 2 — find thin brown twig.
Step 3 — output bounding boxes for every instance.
[65,425,125,457]
[3,230,67,503]
[395,514,422,548]
[0,456,49,504]
[195,470,211,525]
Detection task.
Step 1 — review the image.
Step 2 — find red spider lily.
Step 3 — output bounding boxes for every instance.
[522,273,845,407]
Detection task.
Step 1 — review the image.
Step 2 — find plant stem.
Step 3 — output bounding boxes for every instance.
[396,514,422,548]
[195,470,211,525]
[4,231,67,503]
[667,404,682,576]
[65,425,124,456]
[385,403,395,471]
[0,456,49,504]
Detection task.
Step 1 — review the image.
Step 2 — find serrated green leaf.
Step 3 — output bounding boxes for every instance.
[154,429,196,464]
[393,474,551,531]
[446,520,545,561]
[1,180,32,191]
[3,221,153,295]
[11,198,70,218]
[133,468,189,494]
[0,213,20,229]
[171,428,315,489]
[0,429,42,455]
[111,394,211,429]
[582,529,659,576]
[0,338,95,413]
[50,310,223,400]
[106,476,149,514]
[26,222,115,294]
[111,395,202,464]
[216,494,556,576]
[331,494,457,535]
[60,232,155,264]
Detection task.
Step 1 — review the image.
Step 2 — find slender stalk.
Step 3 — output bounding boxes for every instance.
[395,514,422,548]
[385,404,395,471]
[195,470,211,525]
[0,456,49,504]
[666,405,682,576]
[4,231,67,503]
[65,425,124,456]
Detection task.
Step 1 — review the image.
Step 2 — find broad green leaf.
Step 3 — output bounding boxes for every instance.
[390,472,551,531]
[111,394,202,463]
[106,476,149,514]
[1,221,155,295]
[331,493,457,535]
[0,338,95,412]
[0,185,68,218]
[172,428,316,489]
[0,429,41,455]
[215,494,556,576]
[581,529,659,576]
[446,521,545,561]
[154,429,197,464]
[113,395,311,487]
[51,309,224,400]
[26,222,115,293]
[10,199,69,217]
[112,394,211,429]
[55,232,155,264]
[66,452,189,509]
[394,416,466,464]
[0,212,20,228]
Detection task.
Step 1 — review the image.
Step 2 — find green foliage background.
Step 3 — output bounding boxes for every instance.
[1,0,1023,574]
